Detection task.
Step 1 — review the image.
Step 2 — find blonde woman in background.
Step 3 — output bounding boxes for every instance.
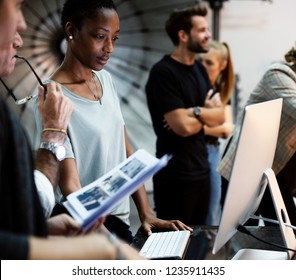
[199,40,235,225]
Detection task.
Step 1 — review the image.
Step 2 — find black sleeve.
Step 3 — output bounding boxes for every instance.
[0,232,29,260]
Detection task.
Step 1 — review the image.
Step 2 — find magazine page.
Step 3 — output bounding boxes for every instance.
[63,149,171,230]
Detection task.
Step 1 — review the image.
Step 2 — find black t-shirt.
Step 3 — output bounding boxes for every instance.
[145,55,212,181]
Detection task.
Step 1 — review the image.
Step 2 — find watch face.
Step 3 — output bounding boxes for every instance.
[194,106,201,118]
[56,145,66,161]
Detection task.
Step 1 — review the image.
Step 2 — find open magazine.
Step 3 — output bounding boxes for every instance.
[63,149,172,231]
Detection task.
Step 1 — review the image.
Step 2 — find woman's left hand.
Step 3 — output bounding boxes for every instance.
[141,213,193,236]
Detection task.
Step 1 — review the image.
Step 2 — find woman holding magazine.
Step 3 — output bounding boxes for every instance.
[0,0,143,260]
[34,0,191,243]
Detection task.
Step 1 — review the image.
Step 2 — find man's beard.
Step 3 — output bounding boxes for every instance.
[187,37,208,54]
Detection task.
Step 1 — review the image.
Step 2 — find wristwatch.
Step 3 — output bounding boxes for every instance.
[193,106,201,118]
[40,141,66,161]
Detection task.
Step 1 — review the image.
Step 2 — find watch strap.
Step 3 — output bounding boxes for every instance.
[39,141,65,161]
[193,106,201,118]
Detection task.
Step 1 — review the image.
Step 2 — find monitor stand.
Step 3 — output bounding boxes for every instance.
[232,168,296,260]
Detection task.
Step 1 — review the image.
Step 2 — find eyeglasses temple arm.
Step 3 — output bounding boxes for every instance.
[15,55,47,92]
[0,78,18,102]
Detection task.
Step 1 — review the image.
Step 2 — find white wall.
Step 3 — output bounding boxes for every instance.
[213,0,296,107]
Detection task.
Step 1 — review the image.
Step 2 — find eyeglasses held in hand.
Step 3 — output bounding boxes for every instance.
[0,55,46,105]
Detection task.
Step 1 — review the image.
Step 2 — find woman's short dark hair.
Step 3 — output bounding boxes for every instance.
[165,4,208,46]
[61,0,117,31]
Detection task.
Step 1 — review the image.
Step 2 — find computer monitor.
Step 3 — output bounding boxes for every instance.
[212,98,295,259]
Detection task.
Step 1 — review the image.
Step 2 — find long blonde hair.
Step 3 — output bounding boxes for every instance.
[209,40,235,105]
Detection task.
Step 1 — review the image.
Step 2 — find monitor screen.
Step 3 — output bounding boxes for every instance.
[212,98,283,255]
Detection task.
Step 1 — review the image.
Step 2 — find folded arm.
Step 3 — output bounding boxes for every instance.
[164,90,225,137]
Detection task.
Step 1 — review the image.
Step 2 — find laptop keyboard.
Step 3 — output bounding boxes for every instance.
[139,230,191,259]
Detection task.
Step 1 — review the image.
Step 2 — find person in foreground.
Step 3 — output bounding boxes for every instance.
[145,4,225,225]
[33,0,191,243]
[0,0,143,260]
[217,45,296,226]
[199,40,235,225]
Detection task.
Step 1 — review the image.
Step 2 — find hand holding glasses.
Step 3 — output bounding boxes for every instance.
[0,55,46,105]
